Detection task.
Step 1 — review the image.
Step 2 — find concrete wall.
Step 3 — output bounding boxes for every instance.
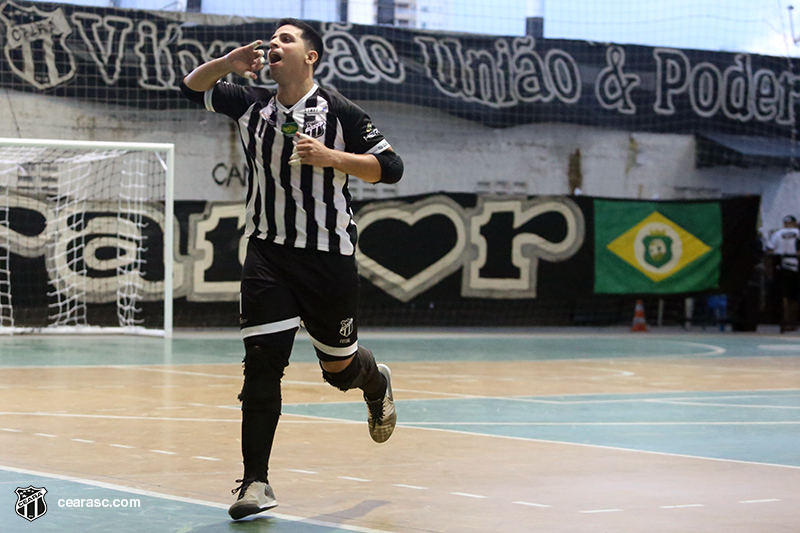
[0,88,792,236]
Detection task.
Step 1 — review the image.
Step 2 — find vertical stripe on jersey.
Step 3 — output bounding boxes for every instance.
[244,105,262,237]
[322,111,339,253]
[279,124,298,247]
[261,118,277,239]
[301,97,318,248]
[333,120,355,255]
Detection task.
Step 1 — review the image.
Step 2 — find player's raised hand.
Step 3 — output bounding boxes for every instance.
[226,40,267,80]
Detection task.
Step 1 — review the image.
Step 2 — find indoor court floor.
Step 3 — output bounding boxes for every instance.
[0,328,799,532]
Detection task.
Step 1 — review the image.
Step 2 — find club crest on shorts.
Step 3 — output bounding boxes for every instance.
[15,486,48,522]
[339,318,354,338]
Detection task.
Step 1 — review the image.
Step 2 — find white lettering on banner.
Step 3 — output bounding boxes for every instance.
[462,197,585,299]
[49,203,168,303]
[654,48,800,125]
[317,23,405,86]
[4,192,584,303]
[415,35,582,109]
[2,193,185,303]
[70,12,133,85]
[1,1,797,129]
[354,195,585,301]
[595,46,640,115]
[187,202,247,301]
[0,194,51,258]
[355,196,468,303]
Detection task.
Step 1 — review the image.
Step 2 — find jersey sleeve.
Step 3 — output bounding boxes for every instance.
[338,98,392,155]
[194,80,272,121]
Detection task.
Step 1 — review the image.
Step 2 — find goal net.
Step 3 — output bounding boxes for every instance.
[0,138,174,336]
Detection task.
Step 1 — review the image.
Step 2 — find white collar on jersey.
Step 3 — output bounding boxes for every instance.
[275,83,319,114]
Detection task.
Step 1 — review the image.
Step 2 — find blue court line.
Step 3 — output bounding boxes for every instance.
[282,390,800,468]
[0,466,389,533]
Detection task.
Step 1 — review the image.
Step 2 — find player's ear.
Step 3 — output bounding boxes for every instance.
[306,50,318,66]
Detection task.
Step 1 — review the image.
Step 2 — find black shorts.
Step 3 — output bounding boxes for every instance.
[240,237,360,358]
[778,267,800,300]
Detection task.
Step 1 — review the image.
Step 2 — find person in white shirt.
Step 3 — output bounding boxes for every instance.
[767,215,800,332]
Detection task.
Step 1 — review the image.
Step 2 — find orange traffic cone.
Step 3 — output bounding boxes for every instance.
[631,299,648,332]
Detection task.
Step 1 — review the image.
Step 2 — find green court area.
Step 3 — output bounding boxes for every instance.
[282,389,800,467]
[2,329,800,367]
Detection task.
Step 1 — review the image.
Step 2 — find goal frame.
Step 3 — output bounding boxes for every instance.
[0,138,174,338]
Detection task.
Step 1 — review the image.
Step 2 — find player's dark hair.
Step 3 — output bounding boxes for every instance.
[277,18,324,71]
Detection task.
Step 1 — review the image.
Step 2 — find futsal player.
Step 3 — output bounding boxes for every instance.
[180,18,403,520]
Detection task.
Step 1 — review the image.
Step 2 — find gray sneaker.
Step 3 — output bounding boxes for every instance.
[228,479,277,520]
[365,364,396,443]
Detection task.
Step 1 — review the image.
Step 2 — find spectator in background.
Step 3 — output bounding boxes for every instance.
[767,215,800,332]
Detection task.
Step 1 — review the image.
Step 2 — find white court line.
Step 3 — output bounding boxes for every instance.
[634,389,800,401]
[1,428,21,432]
[384,422,800,471]
[660,504,704,509]
[339,476,371,482]
[71,438,95,443]
[150,450,177,455]
[648,400,800,409]
[740,499,781,504]
[35,433,57,438]
[192,456,220,461]
[0,411,363,424]
[0,412,241,423]
[402,421,800,426]
[394,484,427,490]
[287,469,318,475]
[580,508,623,514]
[109,444,135,449]
[758,344,800,351]
[0,464,393,533]
[513,501,551,508]
[120,367,241,379]
[451,492,487,499]
[271,412,800,471]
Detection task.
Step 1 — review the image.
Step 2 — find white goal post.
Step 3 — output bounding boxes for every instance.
[0,138,174,337]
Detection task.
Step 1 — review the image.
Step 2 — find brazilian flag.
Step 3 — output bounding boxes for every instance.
[594,200,722,294]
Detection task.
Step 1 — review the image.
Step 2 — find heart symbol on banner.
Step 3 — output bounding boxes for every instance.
[355,196,467,302]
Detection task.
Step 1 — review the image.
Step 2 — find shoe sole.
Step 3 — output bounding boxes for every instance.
[228,500,278,520]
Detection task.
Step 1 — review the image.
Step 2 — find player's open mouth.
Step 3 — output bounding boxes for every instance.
[268,51,282,65]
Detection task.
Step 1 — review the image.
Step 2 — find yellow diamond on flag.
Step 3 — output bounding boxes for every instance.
[606,211,712,282]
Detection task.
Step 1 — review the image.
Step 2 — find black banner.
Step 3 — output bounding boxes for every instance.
[0,0,796,136]
[3,192,761,328]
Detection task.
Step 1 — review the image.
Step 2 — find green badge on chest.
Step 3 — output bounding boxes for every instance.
[281,121,298,137]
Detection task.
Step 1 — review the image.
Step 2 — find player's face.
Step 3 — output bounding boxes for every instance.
[267,25,314,83]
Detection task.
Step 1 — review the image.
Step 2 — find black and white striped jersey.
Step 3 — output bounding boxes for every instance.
[199,81,391,256]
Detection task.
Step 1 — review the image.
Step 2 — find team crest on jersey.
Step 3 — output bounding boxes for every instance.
[304,120,326,138]
[339,318,353,338]
[15,486,48,522]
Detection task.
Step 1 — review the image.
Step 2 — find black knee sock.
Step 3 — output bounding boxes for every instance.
[241,409,280,483]
[321,347,386,401]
